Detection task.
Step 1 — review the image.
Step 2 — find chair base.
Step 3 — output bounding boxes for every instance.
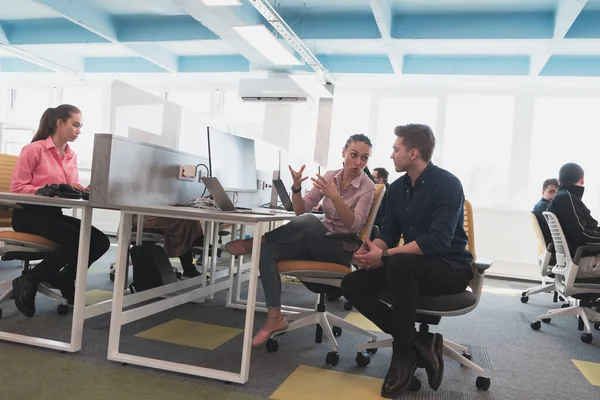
[522,283,555,298]
[272,310,378,353]
[534,303,600,336]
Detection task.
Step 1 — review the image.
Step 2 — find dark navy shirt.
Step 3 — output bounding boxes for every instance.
[377,163,473,270]
[532,198,552,245]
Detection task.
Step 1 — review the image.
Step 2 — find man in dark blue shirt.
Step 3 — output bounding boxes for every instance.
[341,124,473,398]
[532,178,558,246]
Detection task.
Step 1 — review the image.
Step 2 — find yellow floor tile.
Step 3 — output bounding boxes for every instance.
[344,312,382,332]
[573,359,600,386]
[134,319,243,350]
[85,289,113,306]
[270,365,384,400]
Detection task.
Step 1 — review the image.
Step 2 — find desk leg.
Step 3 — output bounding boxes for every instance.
[208,223,219,300]
[239,221,263,383]
[69,206,92,352]
[107,212,133,358]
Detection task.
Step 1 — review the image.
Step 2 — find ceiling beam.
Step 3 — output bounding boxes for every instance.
[370,0,402,74]
[31,0,178,72]
[0,21,81,73]
[531,0,588,75]
[170,0,277,68]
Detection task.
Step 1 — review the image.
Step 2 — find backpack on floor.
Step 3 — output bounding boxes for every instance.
[129,244,178,292]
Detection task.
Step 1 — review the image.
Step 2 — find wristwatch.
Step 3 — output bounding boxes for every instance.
[291,185,302,194]
[381,248,390,263]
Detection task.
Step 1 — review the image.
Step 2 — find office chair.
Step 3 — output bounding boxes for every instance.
[521,213,559,304]
[354,200,493,391]
[530,212,600,343]
[269,184,386,366]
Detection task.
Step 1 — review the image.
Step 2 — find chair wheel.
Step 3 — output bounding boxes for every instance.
[343,301,353,311]
[57,304,69,315]
[476,376,491,391]
[355,352,370,367]
[520,295,529,303]
[542,318,551,324]
[266,338,279,352]
[594,322,600,331]
[530,321,541,330]
[561,303,570,308]
[581,333,593,344]
[109,272,115,282]
[462,352,472,361]
[129,284,136,293]
[175,271,183,279]
[409,377,421,392]
[366,341,378,355]
[332,326,342,337]
[326,351,339,366]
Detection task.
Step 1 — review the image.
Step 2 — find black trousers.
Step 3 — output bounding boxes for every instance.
[12,205,110,284]
[341,254,472,343]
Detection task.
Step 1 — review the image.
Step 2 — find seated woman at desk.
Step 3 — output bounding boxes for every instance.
[10,104,110,317]
[226,134,376,346]
[133,216,203,278]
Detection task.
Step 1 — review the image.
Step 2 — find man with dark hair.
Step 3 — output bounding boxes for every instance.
[372,167,390,231]
[373,167,389,185]
[547,163,600,277]
[532,178,559,245]
[341,124,473,398]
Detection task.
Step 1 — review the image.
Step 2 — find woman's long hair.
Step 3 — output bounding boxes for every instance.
[31,104,81,143]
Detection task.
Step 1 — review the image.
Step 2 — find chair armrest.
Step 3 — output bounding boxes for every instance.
[473,259,492,272]
[573,244,600,264]
[324,232,363,246]
[0,202,22,211]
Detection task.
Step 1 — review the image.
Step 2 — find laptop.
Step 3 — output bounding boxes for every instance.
[200,177,275,215]
[272,179,294,211]
[271,179,323,214]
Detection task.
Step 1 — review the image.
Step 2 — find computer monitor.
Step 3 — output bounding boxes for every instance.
[207,127,258,192]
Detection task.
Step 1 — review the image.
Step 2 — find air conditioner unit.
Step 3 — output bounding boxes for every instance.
[239,76,308,102]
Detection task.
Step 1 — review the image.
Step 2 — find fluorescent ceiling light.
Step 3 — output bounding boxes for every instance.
[201,0,242,6]
[289,74,333,98]
[232,25,301,66]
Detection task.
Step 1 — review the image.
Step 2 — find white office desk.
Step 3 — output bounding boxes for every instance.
[107,204,294,384]
[0,192,93,352]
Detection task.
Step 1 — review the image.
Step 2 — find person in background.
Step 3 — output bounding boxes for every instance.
[532,178,559,246]
[341,124,473,398]
[547,163,600,278]
[133,216,203,278]
[225,134,376,347]
[372,167,390,231]
[10,105,110,317]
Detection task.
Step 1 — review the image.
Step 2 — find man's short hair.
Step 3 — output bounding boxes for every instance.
[393,124,436,162]
[542,178,559,191]
[373,167,389,183]
[558,163,584,185]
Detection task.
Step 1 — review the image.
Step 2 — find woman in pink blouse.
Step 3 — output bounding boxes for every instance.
[10,104,110,317]
[225,134,376,346]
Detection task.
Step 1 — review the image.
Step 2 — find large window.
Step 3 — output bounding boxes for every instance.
[529,96,600,214]
[61,87,106,169]
[326,93,371,171]
[441,95,515,207]
[374,96,439,181]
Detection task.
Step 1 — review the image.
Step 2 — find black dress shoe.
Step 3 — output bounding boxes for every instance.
[381,342,418,398]
[12,273,38,317]
[413,332,444,391]
[182,267,202,278]
[47,268,75,305]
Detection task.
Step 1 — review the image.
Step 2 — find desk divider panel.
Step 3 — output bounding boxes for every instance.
[90,134,208,208]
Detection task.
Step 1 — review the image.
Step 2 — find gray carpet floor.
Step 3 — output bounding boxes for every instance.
[0,243,599,400]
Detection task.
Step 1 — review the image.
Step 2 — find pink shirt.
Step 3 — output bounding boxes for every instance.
[303,168,375,233]
[10,136,79,194]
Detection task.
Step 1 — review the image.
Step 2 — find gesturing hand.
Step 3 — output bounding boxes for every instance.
[289,165,308,189]
[311,173,339,199]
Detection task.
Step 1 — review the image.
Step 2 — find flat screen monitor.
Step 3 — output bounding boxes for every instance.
[207,127,258,192]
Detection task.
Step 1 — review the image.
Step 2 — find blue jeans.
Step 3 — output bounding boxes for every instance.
[260,214,353,307]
